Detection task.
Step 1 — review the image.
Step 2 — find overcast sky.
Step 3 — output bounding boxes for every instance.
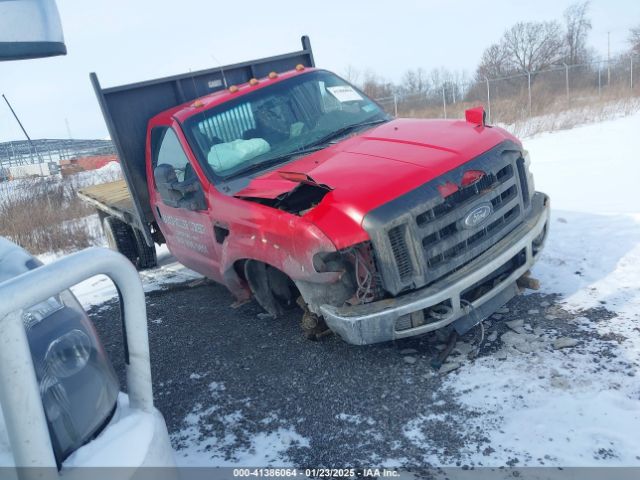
[1,0,638,140]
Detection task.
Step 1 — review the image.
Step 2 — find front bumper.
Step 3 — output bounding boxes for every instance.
[320,192,550,345]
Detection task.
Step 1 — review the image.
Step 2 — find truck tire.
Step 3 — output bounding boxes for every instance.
[132,227,157,269]
[244,260,298,317]
[103,216,138,265]
[102,216,157,270]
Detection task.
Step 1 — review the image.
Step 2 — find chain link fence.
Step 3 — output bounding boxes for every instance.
[375,54,640,129]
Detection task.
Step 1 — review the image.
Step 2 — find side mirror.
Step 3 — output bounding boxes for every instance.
[0,0,67,61]
[153,164,206,211]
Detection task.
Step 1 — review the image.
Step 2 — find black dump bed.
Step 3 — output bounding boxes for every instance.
[90,36,315,244]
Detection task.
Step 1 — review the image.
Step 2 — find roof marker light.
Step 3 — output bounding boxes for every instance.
[228,85,239,93]
[268,71,278,79]
[295,64,305,71]
[249,78,259,86]
[191,99,204,108]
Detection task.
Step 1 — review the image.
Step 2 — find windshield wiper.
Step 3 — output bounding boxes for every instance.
[225,145,327,180]
[305,118,389,149]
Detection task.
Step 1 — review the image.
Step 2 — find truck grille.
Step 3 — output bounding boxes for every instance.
[363,141,532,296]
[419,164,519,278]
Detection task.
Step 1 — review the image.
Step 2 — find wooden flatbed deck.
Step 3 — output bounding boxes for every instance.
[79,179,137,223]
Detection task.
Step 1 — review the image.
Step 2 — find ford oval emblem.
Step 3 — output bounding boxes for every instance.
[463,202,493,229]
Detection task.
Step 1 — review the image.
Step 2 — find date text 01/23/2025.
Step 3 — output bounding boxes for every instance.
[232,468,401,478]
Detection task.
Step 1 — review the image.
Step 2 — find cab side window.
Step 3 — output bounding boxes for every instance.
[153,128,191,182]
[151,127,205,210]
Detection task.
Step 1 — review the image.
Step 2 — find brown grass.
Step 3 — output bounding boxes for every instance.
[503,88,640,137]
[0,177,101,254]
[392,85,640,137]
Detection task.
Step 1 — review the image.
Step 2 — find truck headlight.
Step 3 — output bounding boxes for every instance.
[25,291,119,466]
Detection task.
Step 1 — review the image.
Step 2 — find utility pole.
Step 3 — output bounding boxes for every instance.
[526,71,532,118]
[598,64,602,96]
[484,76,491,124]
[607,31,611,86]
[563,63,570,105]
[442,86,447,119]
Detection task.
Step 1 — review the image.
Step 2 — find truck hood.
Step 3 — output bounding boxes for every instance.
[235,118,520,249]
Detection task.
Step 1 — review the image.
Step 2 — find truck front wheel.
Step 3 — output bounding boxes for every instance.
[102,216,157,270]
[243,260,331,340]
[244,260,298,317]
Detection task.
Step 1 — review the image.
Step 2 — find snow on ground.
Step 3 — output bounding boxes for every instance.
[427,110,640,466]
[39,243,203,309]
[0,160,122,200]
[172,380,309,467]
[528,110,640,331]
[73,161,123,186]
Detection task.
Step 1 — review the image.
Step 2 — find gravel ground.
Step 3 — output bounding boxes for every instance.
[89,279,620,468]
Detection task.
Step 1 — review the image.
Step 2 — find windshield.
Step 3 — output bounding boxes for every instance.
[183,70,389,180]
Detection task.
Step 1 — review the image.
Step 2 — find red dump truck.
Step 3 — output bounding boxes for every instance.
[79,36,549,345]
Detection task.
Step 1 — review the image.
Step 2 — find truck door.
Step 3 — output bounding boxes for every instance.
[150,126,221,280]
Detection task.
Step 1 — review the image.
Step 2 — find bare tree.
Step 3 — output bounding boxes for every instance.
[400,68,429,96]
[502,21,564,72]
[360,69,394,99]
[435,69,468,102]
[343,65,360,85]
[476,43,511,79]
[563,1,592,64]
[630,25,640,56]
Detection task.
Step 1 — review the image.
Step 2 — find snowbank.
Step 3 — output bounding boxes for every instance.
[70,160,123,188]
[528,108,640,322]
